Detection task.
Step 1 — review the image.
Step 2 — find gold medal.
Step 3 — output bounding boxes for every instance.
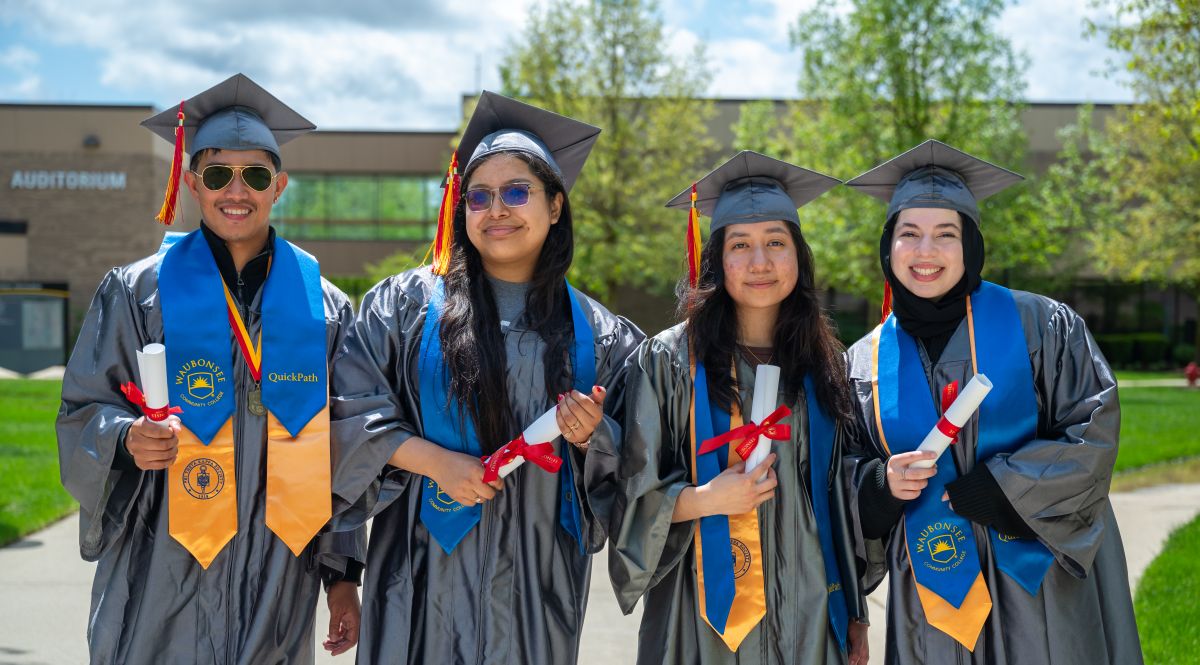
[248,388,267,416]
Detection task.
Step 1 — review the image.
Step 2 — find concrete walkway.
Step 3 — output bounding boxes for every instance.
[3,483,1198,665]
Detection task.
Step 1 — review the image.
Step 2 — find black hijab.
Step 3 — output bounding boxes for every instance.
[879,212,985,363]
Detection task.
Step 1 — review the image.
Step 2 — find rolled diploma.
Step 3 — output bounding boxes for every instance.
[135,343,172,427]
[745,364,781,476]
[497,406,563,479]
[909,374,993,469]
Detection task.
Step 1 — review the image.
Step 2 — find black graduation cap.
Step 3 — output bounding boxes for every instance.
[141,73,315,162]
[665,150,840,231]
[456,91,601,192]
[844,139,1023,226]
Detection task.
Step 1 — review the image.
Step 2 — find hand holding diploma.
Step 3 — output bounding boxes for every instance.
[697,365,792,483]
[908,374,992,469]
[118,343,183,471]
[482,386,607,482]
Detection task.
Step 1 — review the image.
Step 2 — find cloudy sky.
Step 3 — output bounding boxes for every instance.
[0,0,1130,131]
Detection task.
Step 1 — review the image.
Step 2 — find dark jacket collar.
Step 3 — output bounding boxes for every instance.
[199,221,275,306]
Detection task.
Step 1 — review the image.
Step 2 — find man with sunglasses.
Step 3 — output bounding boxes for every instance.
[56,73,364,664]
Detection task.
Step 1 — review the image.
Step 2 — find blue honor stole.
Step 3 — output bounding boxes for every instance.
[157,230,327,442]
[874,282,1054,623]
[417,277,593,555]
[691,362,849,650]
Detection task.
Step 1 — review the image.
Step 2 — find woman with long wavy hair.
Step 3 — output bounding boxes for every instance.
[328,92,644,664]
[608,152,869,664]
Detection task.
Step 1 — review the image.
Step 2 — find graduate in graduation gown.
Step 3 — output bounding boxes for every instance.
[56,74,365,665]
[608,151,870,665]
[328,91,645,665]
[842,140,1143,664]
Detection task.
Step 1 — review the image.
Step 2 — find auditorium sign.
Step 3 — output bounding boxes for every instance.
[9,170,127,191]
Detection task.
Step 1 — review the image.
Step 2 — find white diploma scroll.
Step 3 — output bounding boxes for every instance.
[135,343,172,426]
[745,364,781,476]
[908,374,993,469]
[497,406,564,479]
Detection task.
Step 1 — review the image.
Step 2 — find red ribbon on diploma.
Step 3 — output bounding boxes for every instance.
[119,382,183,422]
[935,381,961,441]
[698,404,793,458]
[481,435,564,483]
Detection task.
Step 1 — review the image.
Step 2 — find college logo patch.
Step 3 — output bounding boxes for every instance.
[174,358,227,408]
[730,538,752,579]
[914,521,969,573]
[182,458,225,500]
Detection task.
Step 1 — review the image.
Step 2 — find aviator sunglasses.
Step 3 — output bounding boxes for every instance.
[193,164,279,192]
[462,183,543,212]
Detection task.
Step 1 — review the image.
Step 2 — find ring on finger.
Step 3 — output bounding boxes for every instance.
[901,467,907,480]
[475,497,483,504]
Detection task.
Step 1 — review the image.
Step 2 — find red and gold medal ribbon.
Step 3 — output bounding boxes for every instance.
[222,281,263,382]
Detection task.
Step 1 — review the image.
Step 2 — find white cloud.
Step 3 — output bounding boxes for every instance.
[1,0,1137,129]
[0,44,42,97]
[707,37,799,98]
[998,0,1132,102]
[7,0,537,129]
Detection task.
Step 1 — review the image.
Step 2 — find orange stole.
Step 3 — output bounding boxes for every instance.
[168,407,332,568]
[690,371,768,652]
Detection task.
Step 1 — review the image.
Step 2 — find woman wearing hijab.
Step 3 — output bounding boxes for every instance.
[609,151,870,665]
[327,92,644,664]
[843,140,1142,664]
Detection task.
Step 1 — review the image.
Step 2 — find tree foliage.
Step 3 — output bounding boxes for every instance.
[498,0,716,301]
[1046,0,1199,357]
[733,0,1054,309]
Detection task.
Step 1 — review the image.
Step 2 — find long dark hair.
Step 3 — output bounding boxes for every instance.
[436,151,575,453]
[680,224,852,420]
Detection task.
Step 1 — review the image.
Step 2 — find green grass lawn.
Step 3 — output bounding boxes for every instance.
[1116,370,1187,383]
[0,379,75,546]
[1115,387,1200,473]
[1135,514,1200,664]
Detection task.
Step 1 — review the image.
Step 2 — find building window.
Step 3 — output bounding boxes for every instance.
[273,173,443,241]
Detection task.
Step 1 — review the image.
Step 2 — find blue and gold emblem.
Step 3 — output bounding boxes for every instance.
[915,521,969,573]
[174,358,227,408]
[182,458,225,500]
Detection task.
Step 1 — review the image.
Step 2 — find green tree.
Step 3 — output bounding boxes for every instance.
[499,0,716,301]
[1053,0,1200,359]
[733,0,1057,318]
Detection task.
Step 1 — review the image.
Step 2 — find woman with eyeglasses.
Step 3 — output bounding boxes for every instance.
[327,92,644,664]
[841,141,1141,664]
[607,152,870,665]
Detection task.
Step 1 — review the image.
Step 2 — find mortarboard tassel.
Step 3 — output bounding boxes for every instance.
[686,183,702,288]
[880,281,893,323]
[427,151,460,276]
[155,101,186,225]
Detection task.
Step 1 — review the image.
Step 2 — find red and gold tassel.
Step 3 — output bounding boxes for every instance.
[686,182,702,288]
[428,151,460,276]
[155,101,186,225]
[880,281,893,323]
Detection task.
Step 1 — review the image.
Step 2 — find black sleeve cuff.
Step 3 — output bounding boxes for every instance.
[945,464,1037,539]
[857,457,909,540]
[320,560,364,591]
[114,421,138,471]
